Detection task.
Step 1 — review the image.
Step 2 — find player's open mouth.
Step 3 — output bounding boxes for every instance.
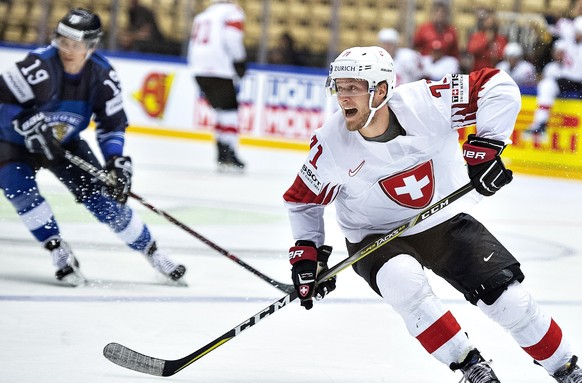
[344,108,357,117]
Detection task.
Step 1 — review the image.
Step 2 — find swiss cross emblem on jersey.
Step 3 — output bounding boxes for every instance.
[378,161,435,209]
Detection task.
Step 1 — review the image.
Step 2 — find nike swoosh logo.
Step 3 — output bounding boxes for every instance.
[348,160,365,177]
[484,252,494,262]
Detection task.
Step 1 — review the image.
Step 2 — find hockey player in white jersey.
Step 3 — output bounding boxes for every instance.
[283,46,582,382]
[495,42,537,87]
[187,0,246,170]
[421,40,460,80]
[528,16,582,135]
[377,28,424,86]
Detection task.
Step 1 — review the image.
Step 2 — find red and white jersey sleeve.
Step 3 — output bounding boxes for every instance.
[187,3,246,79]
[283,68,521,245]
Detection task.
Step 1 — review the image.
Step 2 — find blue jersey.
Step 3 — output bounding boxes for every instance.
[0,45,128,159]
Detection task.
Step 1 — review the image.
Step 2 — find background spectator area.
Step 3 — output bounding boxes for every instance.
[0,0,572,64]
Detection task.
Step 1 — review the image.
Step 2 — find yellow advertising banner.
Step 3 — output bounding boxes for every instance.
[459,95,582,180]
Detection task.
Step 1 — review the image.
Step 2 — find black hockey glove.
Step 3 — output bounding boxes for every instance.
[463,134,513,196]
[289,241,336,310]
[234,61,246,78]
[104,156,133,204]
[12,111,61,161]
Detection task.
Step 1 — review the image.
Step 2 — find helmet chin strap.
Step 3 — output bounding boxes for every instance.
[360,90,389,130]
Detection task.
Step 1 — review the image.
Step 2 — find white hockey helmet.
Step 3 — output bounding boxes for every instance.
[503,42,523,58]
[378,28,400,44]
[327,46,395,99]
[327,46,395,129]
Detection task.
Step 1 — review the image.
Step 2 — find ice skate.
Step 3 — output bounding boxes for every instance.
[523,121,547,136]
[217,142,245,173]
[451,349,500,383]
[553,355,582,383]
[46,238,86,287]
[144,242,187,286]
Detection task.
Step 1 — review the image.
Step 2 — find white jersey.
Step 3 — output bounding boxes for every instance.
[552,39,582,82]
[550,17,576,43]
[496,60,537,87]
[421,54,460,80]
[187,2,246,79]
[393,47,424,86]
[283,69,520,246]
[542,61,564,79]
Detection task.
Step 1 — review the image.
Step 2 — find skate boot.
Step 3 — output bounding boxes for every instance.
[45,237,86,286]
[228,146,245,170]
[451,349,501,383]
[144,241,187,285]
[553,355,582,383]
[217,142,231,167]
[217,141,245,172]
[524,121,547,136]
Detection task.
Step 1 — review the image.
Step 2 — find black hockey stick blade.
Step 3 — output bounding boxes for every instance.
[103,183,473,377]
[103,291,299,376]
[61,150,294,293]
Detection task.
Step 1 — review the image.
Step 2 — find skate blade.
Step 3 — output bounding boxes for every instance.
[217,164,245,174]
[60,270,87,287]
[155,272,188,287]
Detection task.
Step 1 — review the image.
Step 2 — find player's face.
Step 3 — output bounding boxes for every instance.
[53,36,93,74]
[335,78,372,131]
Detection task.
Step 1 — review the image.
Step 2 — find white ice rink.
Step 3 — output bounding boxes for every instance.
[1,133,581,382]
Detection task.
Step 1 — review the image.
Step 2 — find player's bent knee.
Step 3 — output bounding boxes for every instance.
[376,254,432,311]
[478,281,535,330]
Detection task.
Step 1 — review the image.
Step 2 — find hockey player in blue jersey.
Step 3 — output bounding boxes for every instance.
[0,8,186,286]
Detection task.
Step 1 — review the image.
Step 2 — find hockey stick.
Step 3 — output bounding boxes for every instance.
[102,182,474,377]
[61,150,294,293]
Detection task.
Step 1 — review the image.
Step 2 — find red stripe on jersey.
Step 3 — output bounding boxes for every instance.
[320,184,338,204]
[522,319,563,361]
[284,175,316,203]
[416,311,461,354]
[225,20,244,31]
[452,68,499,125]
[283,176,337,205]
[215,124,239,134]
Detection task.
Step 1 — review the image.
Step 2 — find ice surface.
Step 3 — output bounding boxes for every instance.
[1,133,581,382]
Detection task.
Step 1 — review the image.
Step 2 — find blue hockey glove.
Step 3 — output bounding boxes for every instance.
[289,241,335,310]
[463,134,513,196]
[104,156,133,204]
[13,112,61,161]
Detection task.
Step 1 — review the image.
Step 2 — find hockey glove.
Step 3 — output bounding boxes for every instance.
[289,241,336,310]
[234,61,246,78]
[463,134,513,196]
[13,111,61,161]
[104,156,133,204]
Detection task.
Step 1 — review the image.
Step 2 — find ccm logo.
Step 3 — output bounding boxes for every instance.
[289,250,304,260]
[463,150,486,160]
